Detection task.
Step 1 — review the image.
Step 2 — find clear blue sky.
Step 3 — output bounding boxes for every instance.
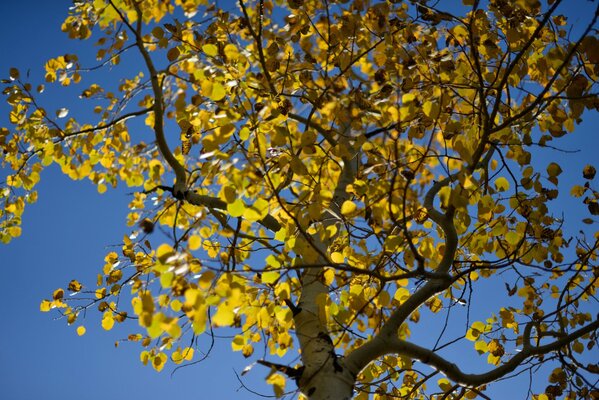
[0,1,597,400]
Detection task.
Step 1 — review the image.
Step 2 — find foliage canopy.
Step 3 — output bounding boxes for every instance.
[2,0,599,398]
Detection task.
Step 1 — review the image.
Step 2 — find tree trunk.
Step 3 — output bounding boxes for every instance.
[297,355,355,400]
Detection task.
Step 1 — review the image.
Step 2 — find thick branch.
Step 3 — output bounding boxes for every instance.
[347,149,496,374]
[388,317,598,387]
[184,191,281,232]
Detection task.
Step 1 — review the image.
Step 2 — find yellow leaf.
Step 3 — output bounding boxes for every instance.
[239,126,250,141]
[466,321,486,341]
[101,312,115,331]
[68,279,82,292]
[53,288,64,300]
[223,44,239,60]
[242,344,254,358]
[209,82,226,102]
[438,378,452,391]
[570,185,585,197]
[340,200,357,217]
[487,352,501,366]
[474,340,487,354]
[231,335,244,351]
[202,44,218,57]
[402,93,416,104]
[472,321,486,332]
[427,297,443,313]
[165,320,181,338]
[76,326,86,336]
[212,303,235,327]
[331,252,344,263]
[40,300,52,312]
[160,271,174,288]
[262,270,280,284]
[147,313,164,338]
[494,177,509,192]
[227,199,245,217]
[423,101,440,118]
[152,352,167,372]
[465,328,479,341]
[192,307,207,335]
[505,231,520,245]
[156,243,174,260]
[189,235,201,250]
[274,227,287,242]
[171,349,184,364]
[394,287,410,303]
[183,347,194,361]
[140,291,155,313]
[171,299,182,312]
[266,373,286,398]
[201,80,213,98]
[243,198,269,221]
[323,268,335,286]
[199,271,215,289]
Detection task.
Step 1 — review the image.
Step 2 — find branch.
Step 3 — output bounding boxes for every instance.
[187,191,280,232]
[239,0,277,95]
[62,107,152,138]
[491,3,598,134]
[346,149,496,374]
[384,316,599,387]
[158,188,281,232]
[112,0,188,196]
[288,113,337,146]
[487,0,563,127]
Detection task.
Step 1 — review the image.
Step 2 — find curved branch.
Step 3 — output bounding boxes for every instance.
[387,316,599,387]
[347,148,496,374]
[111,0,188,196]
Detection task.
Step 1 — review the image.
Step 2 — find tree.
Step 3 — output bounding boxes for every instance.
[1,0,598,398]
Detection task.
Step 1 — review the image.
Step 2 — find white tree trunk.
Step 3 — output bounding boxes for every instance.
[298,363,355,400]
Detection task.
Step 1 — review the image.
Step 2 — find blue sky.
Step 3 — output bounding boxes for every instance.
[0,1,598,400]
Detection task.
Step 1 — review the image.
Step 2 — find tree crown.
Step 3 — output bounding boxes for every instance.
[2,0,598,398]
